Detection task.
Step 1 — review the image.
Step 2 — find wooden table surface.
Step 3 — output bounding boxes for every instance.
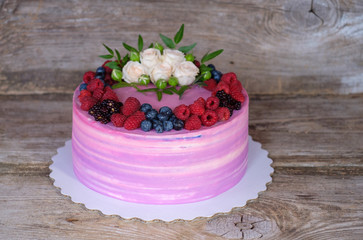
[1,0,363,239]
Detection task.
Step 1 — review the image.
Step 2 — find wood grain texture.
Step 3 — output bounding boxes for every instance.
[1,0,363,95]
[1,93,363,239]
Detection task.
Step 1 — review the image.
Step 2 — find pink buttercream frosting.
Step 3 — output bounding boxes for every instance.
[72,85,249,204]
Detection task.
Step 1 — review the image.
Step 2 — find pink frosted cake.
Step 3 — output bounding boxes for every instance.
[72,25,249,204]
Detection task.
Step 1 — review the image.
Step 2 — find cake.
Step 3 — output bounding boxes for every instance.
[72,25,249,204]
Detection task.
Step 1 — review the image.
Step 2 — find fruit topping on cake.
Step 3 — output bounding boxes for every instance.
[77,25,246,133]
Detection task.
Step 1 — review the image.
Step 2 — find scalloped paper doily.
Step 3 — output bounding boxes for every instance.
[50,136,273,221]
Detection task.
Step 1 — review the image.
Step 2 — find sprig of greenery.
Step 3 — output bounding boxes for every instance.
[99,43,125,70]
[112,80,193,101]
[201,49,224,63]
[158,24,197,53]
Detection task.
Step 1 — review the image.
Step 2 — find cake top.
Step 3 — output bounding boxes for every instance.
[77,25,247,133]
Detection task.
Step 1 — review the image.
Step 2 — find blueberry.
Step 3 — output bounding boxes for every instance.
[95,73,105,80]
[79,83,88,91]
[207,64,215,71]
[212,70,221,82]
[96,66,106,75]
[169,114,176,123]
[145,109,158,120]
[140,103,152,113]
[216,70,223,82]
[159,106,172,117]
[163,121,173,131]
[141,120,152,132]
[173,119,184,131]
[152,119,162,127]
[154,124,164,133]
[157,113,169,122]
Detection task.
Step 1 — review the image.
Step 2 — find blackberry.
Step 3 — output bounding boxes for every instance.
[101,99,122,114]
[215,90,228,102]
[233,101,241,110]
[88,103,102,117]
[227,107,234,117]
[88,100,123,124]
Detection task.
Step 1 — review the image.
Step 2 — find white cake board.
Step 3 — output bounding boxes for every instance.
[50,136,273,221]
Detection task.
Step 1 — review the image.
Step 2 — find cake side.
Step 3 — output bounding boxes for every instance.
[72,88,249,204]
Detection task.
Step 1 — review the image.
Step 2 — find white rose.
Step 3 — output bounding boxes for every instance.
[162,49,185,72]
[122,61,147,83]
[140,48,162,75]
[150,62,173,83]
[174,61,199,86]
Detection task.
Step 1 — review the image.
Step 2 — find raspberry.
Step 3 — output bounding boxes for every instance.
[193,60,201,68]
[231,91,245,102]
[101,86,119,102]
[102,60,113,74]
[195,97,206,107]
[203,79,217,92]
[133,110,146,119]
[87,78,104,92]
[230,80,243,93]
[92,88,104,101]
[124,111,145,130]
[221,72,237,85]
[184,115,202,130]
[104,74,114,86]
[80,96,98,111]
[173,104,190,121]
[216,107,230,121]
[213,81,230,95]
[78,90,92,99]
[83,71,95,84]
[201,110,218,126]
[122,97,141,116]
[111,113,127,127]
[189,102,205,116]
[206,96,220,110]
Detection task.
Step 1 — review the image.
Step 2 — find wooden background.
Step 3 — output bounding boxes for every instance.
[1,0,363,239]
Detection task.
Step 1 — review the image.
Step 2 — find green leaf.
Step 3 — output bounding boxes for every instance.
[115,49,121,62]
[103,43,114,55]
[199,64,213,73]
[138,35,143,52]
[195,81,207,86]
[123,42,138,53]
[169,86,179,94]
[174,24,184,44]
[178,43,197,54]
[148,43,154,48]
[122,54,129,66]
[159,34,175,49]
[105,61,122,70]
[138,87,159,93]
[112,82,131,89]
[162,89,173,95]
[201,49,224,63]
[99,54,114,59]
[178,85,190,99]
[157,91,163,101]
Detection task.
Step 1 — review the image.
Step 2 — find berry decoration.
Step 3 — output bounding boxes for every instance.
[184,115,202,130]
[173,104,190,121]
[111,113,127,127]
[206,96,220,110]
[141,120,153,132]
[201,110,218,126]
[122,97,141,116]
[83,71,95,84]
[140,103,152,113]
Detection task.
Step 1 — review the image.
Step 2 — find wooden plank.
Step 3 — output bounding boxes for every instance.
[1,0,363,95]
[0,173,362,239]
